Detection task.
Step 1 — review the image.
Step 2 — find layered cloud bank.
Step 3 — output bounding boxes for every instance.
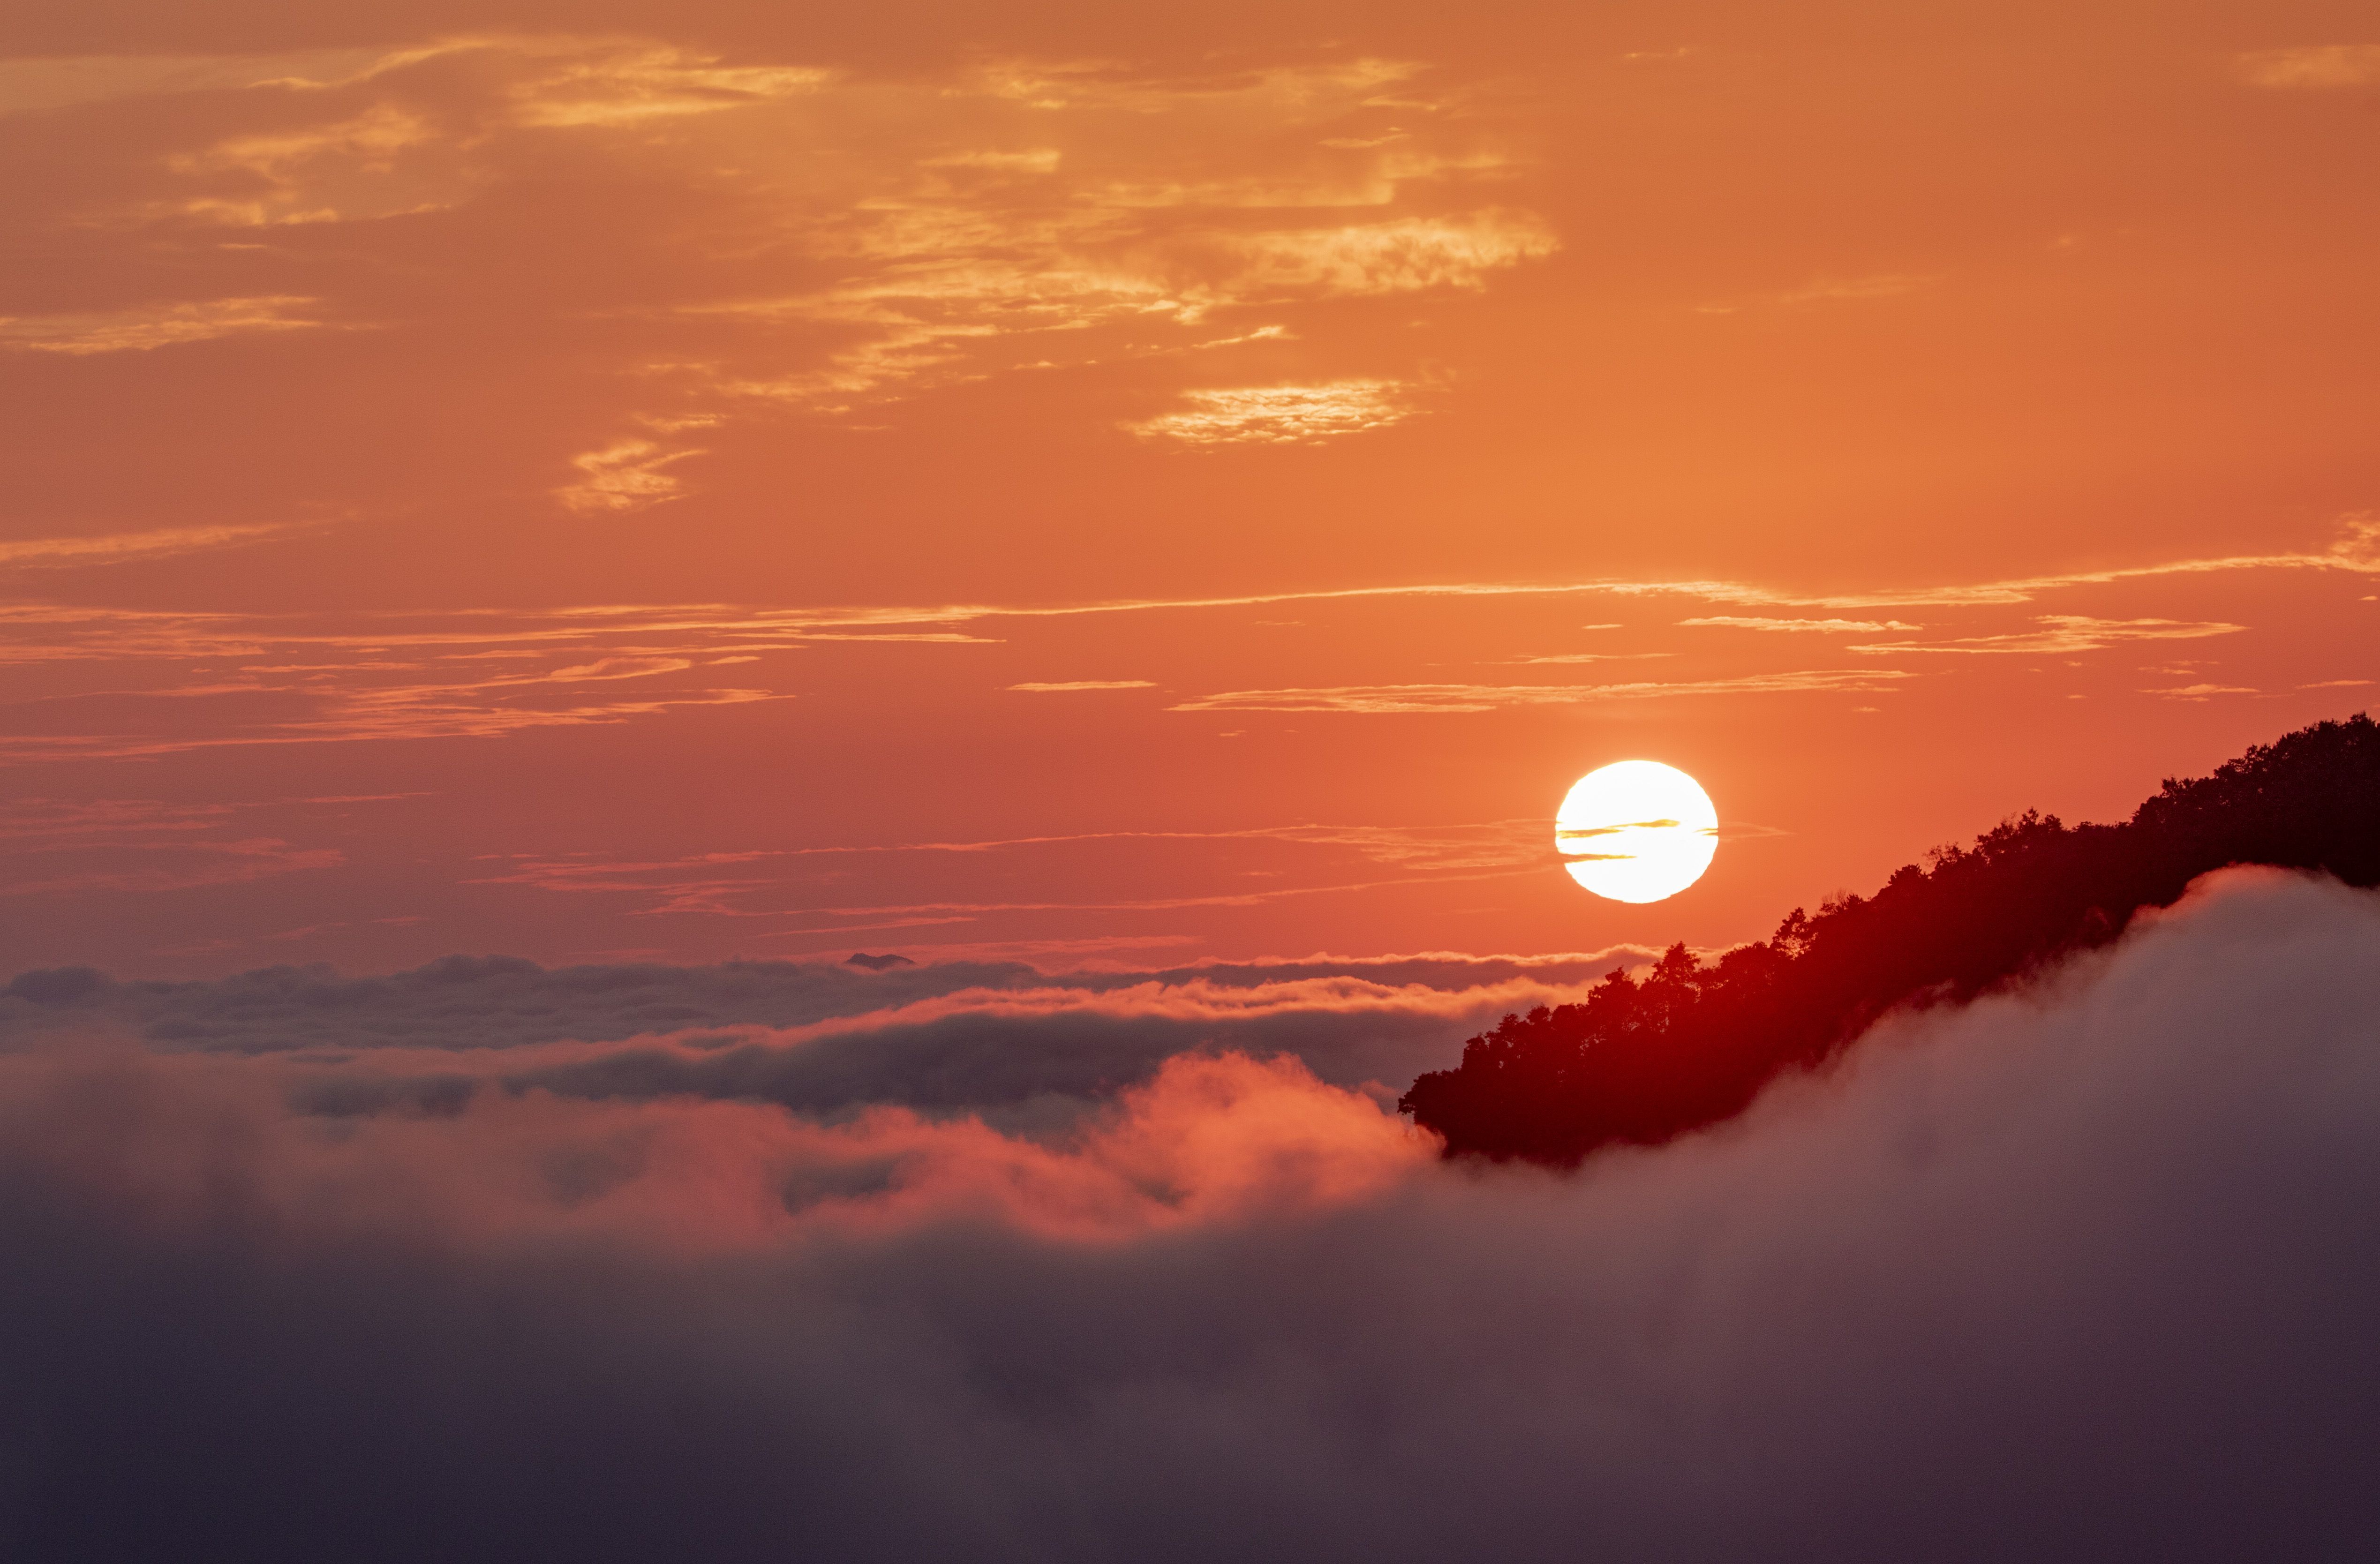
[1,868,2376,1559]
[0,950,1642,1131]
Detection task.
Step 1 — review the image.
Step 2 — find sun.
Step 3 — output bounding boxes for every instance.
[1555,760,1718,903]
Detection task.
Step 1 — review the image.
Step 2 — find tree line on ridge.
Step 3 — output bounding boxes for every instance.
[1400,714,2380,1164]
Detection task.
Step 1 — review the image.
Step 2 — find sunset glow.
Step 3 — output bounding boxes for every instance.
[2,4,2376,1556]
[0,16,2371,971]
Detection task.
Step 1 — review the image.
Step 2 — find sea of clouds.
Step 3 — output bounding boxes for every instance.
[0,948,1645,1134]
[0,869,2374,1560]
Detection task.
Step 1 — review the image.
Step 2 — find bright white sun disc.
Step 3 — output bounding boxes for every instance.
[1555,760,1717,903]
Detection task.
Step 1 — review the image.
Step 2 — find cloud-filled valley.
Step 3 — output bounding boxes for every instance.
[1,868,2376,1559]
[0,946,1647,1130]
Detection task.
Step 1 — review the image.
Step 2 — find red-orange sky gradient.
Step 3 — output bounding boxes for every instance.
[3,1,2376,976]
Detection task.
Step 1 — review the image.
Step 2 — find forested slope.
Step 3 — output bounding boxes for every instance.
[1401,714,2380,1164]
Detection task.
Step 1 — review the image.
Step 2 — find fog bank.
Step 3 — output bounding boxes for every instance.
[0,869,2374,1561]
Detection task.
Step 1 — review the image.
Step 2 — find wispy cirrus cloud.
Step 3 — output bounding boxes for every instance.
[1007,680,1157,691]
[681,512,2380,627]
[1499,652,1674,665]
[0,49,397,116]
[1169,670,1914,714]
[556,438,706,514]
[117,38,830,224]
[0,524,298,569]
[1849,616,2245,656]
[608,57,1550,418]
[1129,379,1415,444]
[0,624,780,762]
[12,36,1551,455]
[1696,272,1940,316]
[0,517,2364,764]
[2143,682,2259,701]
[699,210,1549,406]
[2238,45,2380,89]
[0,296,325,354]
[882,514,2375,621]
[501,44,828,128]
[1682,616,1920,633]
[1216,211,1556,295]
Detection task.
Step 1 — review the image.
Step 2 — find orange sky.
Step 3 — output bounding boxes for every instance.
[2,1,2375,976]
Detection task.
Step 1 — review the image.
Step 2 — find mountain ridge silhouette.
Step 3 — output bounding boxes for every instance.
[1400,713,2380,1164]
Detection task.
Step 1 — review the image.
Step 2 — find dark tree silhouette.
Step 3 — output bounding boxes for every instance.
[1401,714,2380,1165]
